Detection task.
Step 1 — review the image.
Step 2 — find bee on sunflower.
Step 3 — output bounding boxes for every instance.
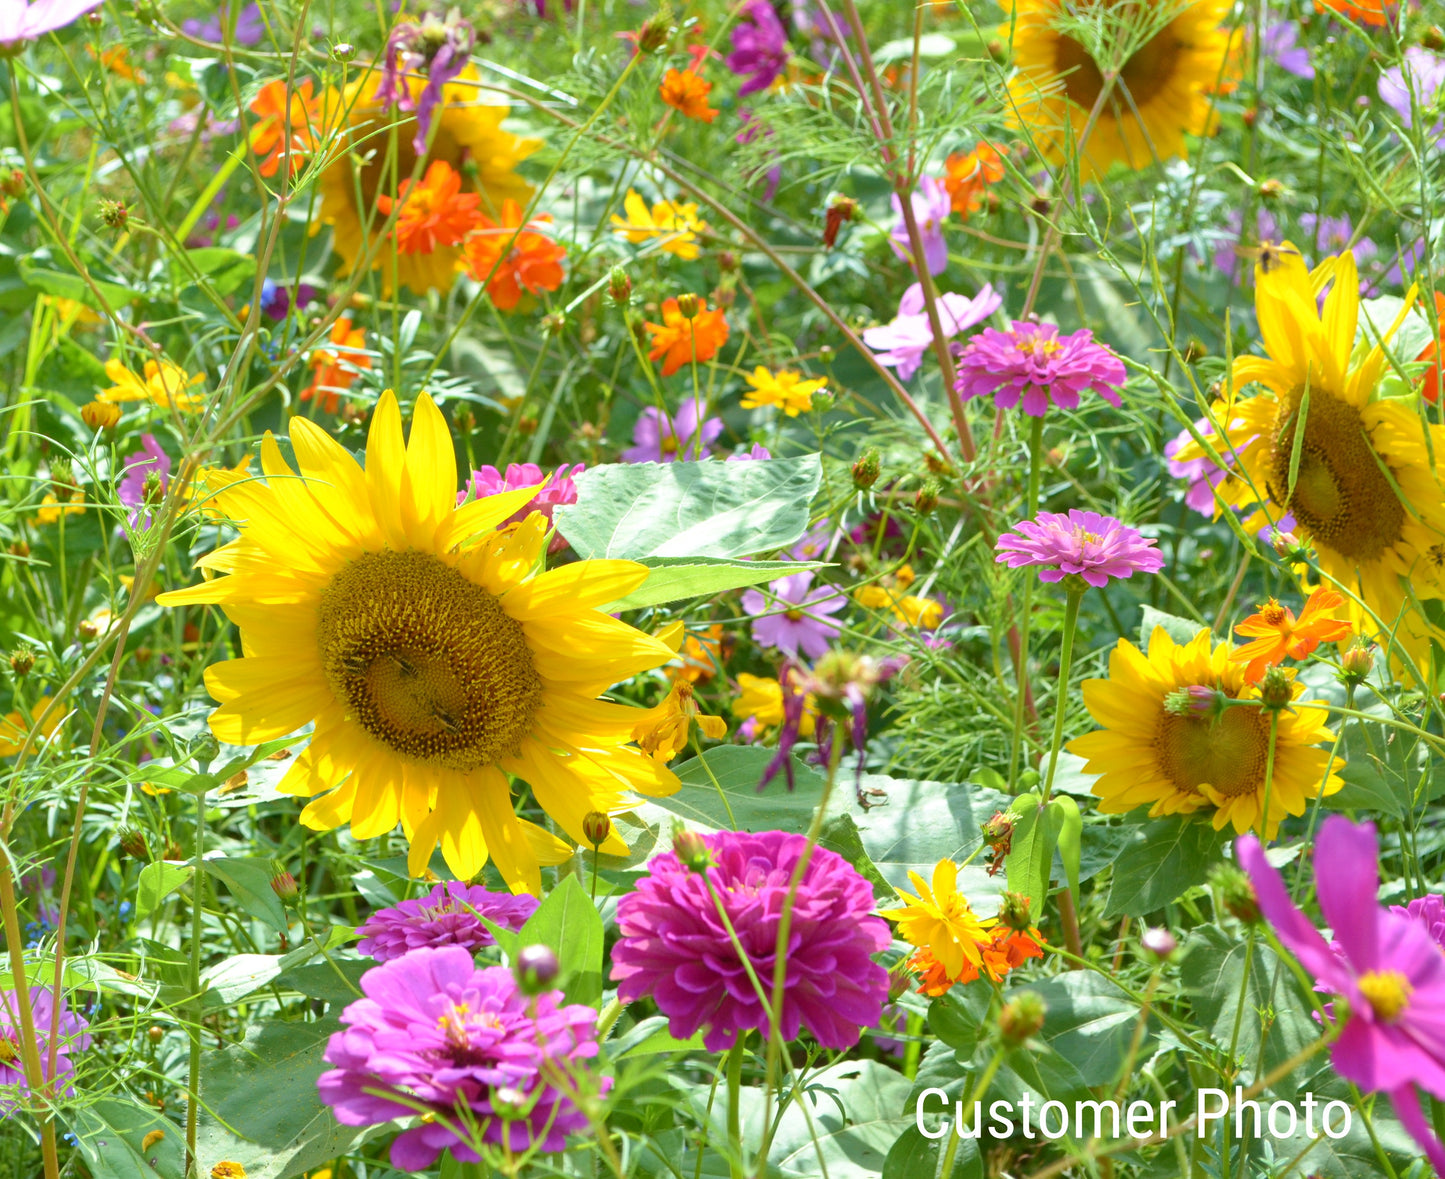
[157,392,681,894]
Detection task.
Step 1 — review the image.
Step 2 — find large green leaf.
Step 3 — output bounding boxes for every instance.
[205,857,288,935]
[1004,792,1049,914]
[1103,817,1231,918]
[608,556,827,610]
[518,874,604,1006]
[766,1060,915,1178]
[1027,971,1153,1089]
[638,745,830,833]
[135,862,191,920]
[18,254,138,311]
[554,455,823,559]
[69,1100,184,1179]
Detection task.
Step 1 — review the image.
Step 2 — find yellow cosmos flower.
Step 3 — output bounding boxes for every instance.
[318,66,539,296]
[610,190,709,260]
[36,491,85,525]
[1003,0,1235,180]
[156,391,681,893]
[99,359,206,413]
[730,672,817,738]
[740,367,826,417]
[632,680,727,762]
[0,697,62,757]
[878,859,994,981]
[1068,626,1343,838]
[1174,245,1445,666]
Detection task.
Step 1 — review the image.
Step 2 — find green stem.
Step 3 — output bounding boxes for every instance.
[1009,418,1046,792]
[1039,585,1085,807]
[940,1046,1006,1175]
[185,788,208,1177]
[727,1037,746,1179]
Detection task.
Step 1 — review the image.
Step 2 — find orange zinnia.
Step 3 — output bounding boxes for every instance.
[1314,0,1393,25]
[302,317,370,413]
[460,200,567,311]
[1417,290,1445,405]
[942,142,1005,217]
[643,297,730,377]
[1231,588,1354,683]
[248,79,321,179]
[659,68,718,123]
[375,161,485,256]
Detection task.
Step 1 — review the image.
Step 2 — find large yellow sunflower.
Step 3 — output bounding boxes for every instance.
[319,65,539,296]
[156,391,680,894]
[1068,626,1343,838]
[1176,245,1445,666]
[1003,0,1234,180]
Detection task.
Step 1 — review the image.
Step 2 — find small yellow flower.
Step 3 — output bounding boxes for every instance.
[740,367,826,417]
[37,490,85,525]
[0,697,62,758]
[879,859,994,981]
[633,681,727,762]
[139,782,173,797]
[730,673,816,738]
[610,189,709,260]
[99,358,206,413]
[852,566,940,629]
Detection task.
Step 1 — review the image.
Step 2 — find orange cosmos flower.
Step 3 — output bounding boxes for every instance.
[644,297,730,377]
[248,79,321,179]
[659,68,719,123]
[1314,0,1392,24]
[1231,588,1354,683]
[460,200,567,312]
[906,927,1043,996]
[1417,290,1445,405]
[375,161,485,256]
[668,623,730,684]
[302,317,370,413]
[942,142,1005,217]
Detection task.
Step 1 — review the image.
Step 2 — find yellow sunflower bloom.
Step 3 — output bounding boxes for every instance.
[318,66,539,296]
[99,358,206,413]
[610,189,709,261]
[0,697,63,757]
[156,391,681,893]
[1174,244,1445,666]
[879,859,995,982]
[1003,0,1235,180]
[1068,626,1343,838]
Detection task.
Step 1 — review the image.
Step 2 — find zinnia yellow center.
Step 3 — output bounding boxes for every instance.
[1357,970,1412,1022]
[1268,389,1404,563]
[316,550,542,771]
[0,1035,17,1064]
[1053,10,1184,111]
[1154,705,1271,799]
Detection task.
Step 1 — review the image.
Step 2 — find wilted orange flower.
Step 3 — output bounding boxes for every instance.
[461,200,566,311]
[633,680,728,761]
[942,142,1005,217]
[1417,290,1445,405]
[302,317,370,413]
[1314,0,1392,25]
[669,623,729,683]
[248,79,321,178]
[375,161,484,256]
[1231,588,1354,683]
[644,297,729,377]
[659,68,718,123]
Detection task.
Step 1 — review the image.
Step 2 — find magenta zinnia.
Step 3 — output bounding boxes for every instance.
[318,946,605,1169]
[996,509,1163,587]
[610,830,891,1051]
[954,321,1126,416]
[355,881,539,962]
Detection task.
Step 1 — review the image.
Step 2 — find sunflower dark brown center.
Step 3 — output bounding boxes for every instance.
[1054,9,1184,111]
[1154,704,1271,799]
[316,550,542,770]
[1267,389,1405,563]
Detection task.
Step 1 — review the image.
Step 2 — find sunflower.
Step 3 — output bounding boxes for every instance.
[1174,245,1445,666]
[318,65,539,296]
[1068,626,1343,838]
[156,391,681,894]
[1003,0,1235,180]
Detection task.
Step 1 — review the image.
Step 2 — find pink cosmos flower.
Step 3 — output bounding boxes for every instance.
[118,434,171,527]
[727,0,789,96]
[995,509,1163,587]
[375,10,475,157]
[954,321,1126,416]
[1237,818,1445,1174]
[0,0,100,42]
[623,399,723,463]
[460,462,582,552]
[889,177,951,275]
[0,986,90,1113]
[863,282,1002,381]
[741,570,846,659]
[1165,418,1233,516]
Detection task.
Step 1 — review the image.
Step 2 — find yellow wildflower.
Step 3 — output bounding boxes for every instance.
[99,359,206,413]
[611,189,709,260]
[740,367,826,417]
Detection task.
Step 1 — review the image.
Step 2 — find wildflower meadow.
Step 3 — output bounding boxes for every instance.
[5,0,1445,1176]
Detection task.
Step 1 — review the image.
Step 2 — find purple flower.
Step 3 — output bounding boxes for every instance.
[318,946,605,1169]
[1212,207,1279,276]
[183,3,264,44]
[1380,46,1445,127]
[787,519,832,562]
[1165,418,1239,516]
[742,570,845,659]
[955,321,1126,417]
[1263,22,1313,79]
[727,443,772,461]
[375,10,475,157]
[863,282,1003,381]
[995,509,1164,587]
[0,0,100,42]
[258,278,317,322]
[356,882,539,962]
[1300,213,1378,268]
[1237,818,1445,1174]
[727,0,789,95]
[461,462,583,552]
[623,399,723,463]
[1396,894,1445,950]
[889,177,951,276]
[118,434,171,527]
[611,829,891,1051]
[0,987,90,1113]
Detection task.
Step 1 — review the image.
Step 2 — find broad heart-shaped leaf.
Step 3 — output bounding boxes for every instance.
[1137,605,1208,650]
[1027,971,1154,1089]
[205,857,287,934]
[1103,816,1231,918]
[553,455,822,559]
[135,862,191,920]
[607,556,827,610]
[518,874,604,1006]
[68,1099,185,1179]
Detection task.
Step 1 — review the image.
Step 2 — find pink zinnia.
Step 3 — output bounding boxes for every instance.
[355,881,539,962]
[954,321,1126,416]
[995,509,1163,587]
[1238,819,1445,1173]
[610,830,891,1051]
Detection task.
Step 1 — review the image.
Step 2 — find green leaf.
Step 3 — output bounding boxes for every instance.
[818,812,893,900]
[1325,760,1406,818]
[18,254,137,312]
[927,984,991,1056]
[135,862,192,920]
[554,455,823,559]
[883,1127,983,1179]
[276,958,368,1009]
[517,874,604,1006]
[608,556,827,610]
[183,247,256,296]
[1138,605,1206,649]
[639,745,828,833]
[68,1099,184,1179]
[1049,795,1083,909]
[205,857,288,934]
[608,1015,706,1059]
[1028,972,1152,1088]
[766,1061,916,1178]
[1004,792,1051,914]
[1103,817,1231,918]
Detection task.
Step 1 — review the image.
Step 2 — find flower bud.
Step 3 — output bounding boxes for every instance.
[674,292,700,319]
[9,647,35,677]
[1271,530,1307,561]
[331,41,357,62]
[1141,927,1177,960]
[1209,862,1260,925]
[453,406,476,434]
[98,198,129,231]
[913,481,940,516]
[997,891,1033,933]
[811,389,835,413]
[270,870,299,903]
[77,619,100,642]
[636,14,672,53]
[1257,178,1285,201]
[1339,642,1374,685]
[7,541,28,559]
[541,310,567,337]
[717,250,739,273]
[81,400,121,430]
[0,170,23,201]
[608,266,632,306]
[981,811,1014,854]
[514,944,561,994]
[582,811,611,848]
[147,1025,164,1044]
[672,826,711,874]
[851,448,881,490]
[887,958,915,1000]
[49,457,75,495]
[1258,666,1293,710]
[188,733,221,765]
[997,991,1046,1046]
[119,829,149,860]
[1163,685,1224,719]
[491,1085,530,1118]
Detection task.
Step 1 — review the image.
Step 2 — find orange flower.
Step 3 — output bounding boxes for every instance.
[1231,588,1354,683]
[375,161,485,256]
[644,297,729,377]
[1314,0,1393,25]
[460,200,567,311]
[942,142,1005,217]
[1417,290,1445,405]
[93,45,144,82]
[669,623,729,684]
[303,317,370,413]
[906,927,1042,996]
[248,79,321,179]
[659,68,718,123]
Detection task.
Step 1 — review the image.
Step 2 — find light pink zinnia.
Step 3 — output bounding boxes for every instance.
[955,321,1126,416]
[995,509,1163,587]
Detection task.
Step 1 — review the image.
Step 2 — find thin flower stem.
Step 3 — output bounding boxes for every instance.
[1009,417,1046,791]
[185,788,209,1177]
[726,1037,746,1179]
[0,866,60,1179]
[940,1045,1007,1173]
[1039,584,1084,807]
